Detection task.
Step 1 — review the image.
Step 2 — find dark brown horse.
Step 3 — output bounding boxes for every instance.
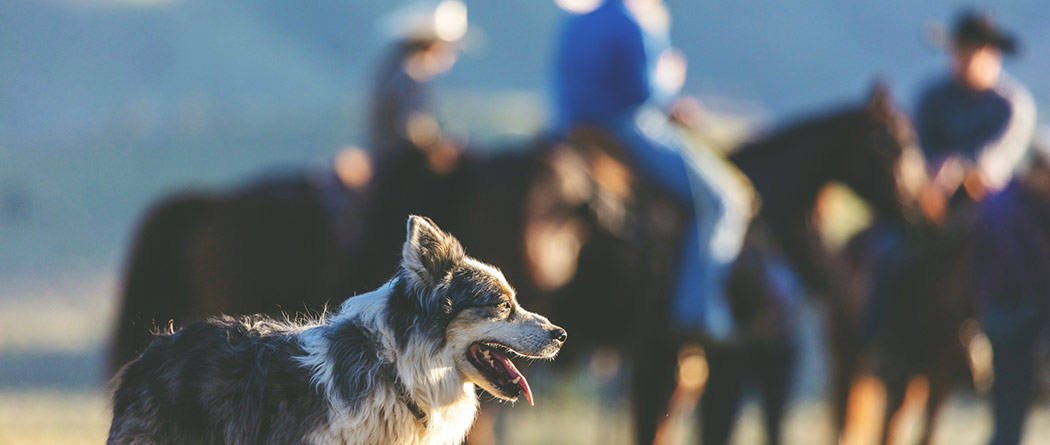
[624,84,922,445]
[831,142,1050,445]
[835,158,1050,444]
[839,216,976,445]
[108,139,599,376]
[111,172,359,374]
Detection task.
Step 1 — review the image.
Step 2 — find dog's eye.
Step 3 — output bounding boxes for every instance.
[496,302,510,312]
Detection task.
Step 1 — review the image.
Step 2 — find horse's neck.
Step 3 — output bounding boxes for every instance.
[732,111,853,217]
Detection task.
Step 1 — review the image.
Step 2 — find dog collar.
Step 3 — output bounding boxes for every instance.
[380,363,429,428]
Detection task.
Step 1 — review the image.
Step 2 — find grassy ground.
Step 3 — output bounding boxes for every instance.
[2,385,1050,444]
[0,390,110,445]
[2,277,1050,444]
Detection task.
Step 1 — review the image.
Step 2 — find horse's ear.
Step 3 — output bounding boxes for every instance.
[867,78,893,119]
[401,215,465,287]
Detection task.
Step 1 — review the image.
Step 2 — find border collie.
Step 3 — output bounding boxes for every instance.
[108,215,567,444]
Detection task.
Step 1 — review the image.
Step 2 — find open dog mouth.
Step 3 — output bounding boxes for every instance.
[467,342,534,405]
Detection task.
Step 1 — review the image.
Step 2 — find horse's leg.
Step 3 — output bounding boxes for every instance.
[828,309,862,441]
[773,221,860,439]
[699,342,745,445]
[879,374,908,445]
[918,375,950,445]
[632,336,681,445]
[756,338,795,445]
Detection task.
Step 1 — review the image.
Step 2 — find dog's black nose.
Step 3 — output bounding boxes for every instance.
[550,327,567,343]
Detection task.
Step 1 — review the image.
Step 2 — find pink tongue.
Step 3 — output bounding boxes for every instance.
[492,350,533,406]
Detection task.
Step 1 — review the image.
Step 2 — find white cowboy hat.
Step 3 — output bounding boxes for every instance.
[379,0,468,44]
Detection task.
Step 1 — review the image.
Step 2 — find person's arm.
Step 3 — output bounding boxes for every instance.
[975,79,1037,191]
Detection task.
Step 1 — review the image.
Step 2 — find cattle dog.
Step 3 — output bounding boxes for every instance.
[108,215,566,444]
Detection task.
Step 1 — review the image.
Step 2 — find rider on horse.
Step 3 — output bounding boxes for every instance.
[866,9,1037,329]
[916,10,1036,217]
[369,0,467,175]
[866,11,1038,445]
[929,15,1042,445]
[552,0,754,340]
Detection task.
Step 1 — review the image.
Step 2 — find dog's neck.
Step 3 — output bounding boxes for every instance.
[336,280,475,407]
[379,361,429,427]
[305,280,478,444]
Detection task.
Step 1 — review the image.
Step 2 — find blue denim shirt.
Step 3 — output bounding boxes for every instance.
[916,74,1036,190]
[917,78,1012,162]
[553,0,650,131]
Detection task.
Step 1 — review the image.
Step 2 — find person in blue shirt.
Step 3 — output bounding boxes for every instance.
[555,0,651,134]
[554,0,752,340]
[916,11,1036,215]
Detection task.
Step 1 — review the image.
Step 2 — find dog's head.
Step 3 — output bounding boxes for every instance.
[393,215,566,405]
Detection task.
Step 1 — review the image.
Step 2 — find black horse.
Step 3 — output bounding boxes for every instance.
[108,139,596,377]
[627,83,921,445]
[110,172,361,374]
[837,158,1050,445]
[838,217,976,445]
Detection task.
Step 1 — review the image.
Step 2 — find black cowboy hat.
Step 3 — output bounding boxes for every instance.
[953,10,1018,55]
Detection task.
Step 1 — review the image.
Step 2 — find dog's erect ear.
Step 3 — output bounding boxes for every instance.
[402,215,465,286]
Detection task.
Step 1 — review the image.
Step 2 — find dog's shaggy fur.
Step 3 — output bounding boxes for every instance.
[108,216,566,444]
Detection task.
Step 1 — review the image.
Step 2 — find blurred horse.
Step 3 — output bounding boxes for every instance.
[837,158,1050,445]
[110,171,361,374]
[839,217,976,445]
[623,83,922,445]
[108,140,597,376]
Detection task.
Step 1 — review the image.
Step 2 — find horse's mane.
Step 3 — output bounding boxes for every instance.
[731,104,863,166]
[729,104,868,216]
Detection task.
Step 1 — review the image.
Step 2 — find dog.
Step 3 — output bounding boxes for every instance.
[107,215,567,444]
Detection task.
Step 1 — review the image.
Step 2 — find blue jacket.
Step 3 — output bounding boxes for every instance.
[553,0,650,130]
[916,74,1036,190]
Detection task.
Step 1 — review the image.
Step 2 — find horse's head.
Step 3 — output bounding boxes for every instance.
[522,129,651,293]
[837,82,926,223]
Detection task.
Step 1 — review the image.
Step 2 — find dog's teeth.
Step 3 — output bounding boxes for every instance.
[511,377,520,384]
[481,350,491,360]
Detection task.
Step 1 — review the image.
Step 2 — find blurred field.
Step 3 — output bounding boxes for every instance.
[2,266,1050,444]
[3,378,1050,444]
[0,390,109,445]
[2,279,1049,445]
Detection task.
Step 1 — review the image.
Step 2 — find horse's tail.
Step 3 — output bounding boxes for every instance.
[108,192,217,378]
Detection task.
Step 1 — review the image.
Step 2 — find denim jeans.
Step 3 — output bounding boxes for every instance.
[608,109,739,339]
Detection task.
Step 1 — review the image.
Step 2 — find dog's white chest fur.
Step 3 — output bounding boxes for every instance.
[308,386,478,445]
[299,287,480,445]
